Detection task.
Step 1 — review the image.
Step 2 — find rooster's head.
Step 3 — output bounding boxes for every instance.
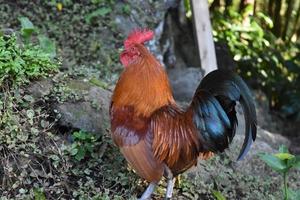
[120,29,154,67]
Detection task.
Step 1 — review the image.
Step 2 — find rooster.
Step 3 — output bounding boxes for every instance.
[110,29,256,199]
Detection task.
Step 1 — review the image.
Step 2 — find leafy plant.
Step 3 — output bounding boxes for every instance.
[69,130,100,161]
[0,34,58,88]
[212,9,300,120]
[18,17,57,59]
[259,145,300,200]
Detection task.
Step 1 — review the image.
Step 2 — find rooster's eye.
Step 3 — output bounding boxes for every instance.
[129,47,140,56]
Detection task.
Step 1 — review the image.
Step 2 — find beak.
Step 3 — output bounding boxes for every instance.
[120,51,129,67]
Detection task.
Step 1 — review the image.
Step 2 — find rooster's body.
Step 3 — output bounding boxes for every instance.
[110,29,256,199]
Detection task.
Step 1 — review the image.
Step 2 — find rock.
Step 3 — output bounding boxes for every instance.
[114,15,137,36]
[160,5,201,69]
[27,78,53,99]
[168,67,203,102]
[225,127,290,177]
[55,79,111,134]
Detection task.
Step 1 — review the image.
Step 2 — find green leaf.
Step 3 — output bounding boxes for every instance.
[287,188,300,200]
[85,143,94,153]
[75,147,86,161]
[85,7,112,23]
[258,153,288,173]
[23,94,35,102]
[294,156,300,170]
[26,109,35,119]
[49,154,60,161]
[275,153,295,160]
[257,12,274,28]
[73,131,87,140]
[33,188,46,200]
[70,146,78,156]
[279,145,289,153]
[89,77,108,89]
[38,35,56,59]
[18,17,35,39]
[212,190,226,200]
[122,4,131,15]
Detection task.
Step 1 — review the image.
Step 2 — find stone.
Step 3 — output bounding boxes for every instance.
[27,78,53,99]
[168,67,203,102]
[55,79,111,135]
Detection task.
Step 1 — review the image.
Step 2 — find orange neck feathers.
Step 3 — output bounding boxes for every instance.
[112,44,175,117]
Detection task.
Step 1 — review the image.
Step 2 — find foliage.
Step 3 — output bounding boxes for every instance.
[259,145,300,200]
[0,16,58,89]
[0,34,58,88]
[212,190,226,200]
[212,9,300,120]
[18,17,36,41]
[68,130,100,161]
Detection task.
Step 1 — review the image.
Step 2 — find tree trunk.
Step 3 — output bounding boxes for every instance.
[288,2,300,41]
[191,0,217,74]
[268,0,275,20]
[296,24,300,42]
[282,0,294,40]
[239,0,247,12]
[253,0,257,16]
[272,0,283,37]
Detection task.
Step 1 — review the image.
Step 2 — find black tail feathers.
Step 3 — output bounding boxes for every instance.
[190,69,257,160]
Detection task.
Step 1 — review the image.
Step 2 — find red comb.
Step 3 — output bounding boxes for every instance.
[124,28,154,48]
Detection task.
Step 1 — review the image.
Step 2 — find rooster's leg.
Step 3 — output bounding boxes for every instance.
[164,165,175,200]
[138,182,156,200]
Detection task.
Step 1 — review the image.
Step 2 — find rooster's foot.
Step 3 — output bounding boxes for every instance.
[138,182,156,200]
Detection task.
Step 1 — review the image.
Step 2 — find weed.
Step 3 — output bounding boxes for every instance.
[259,145,300,200]
[68,130,100,161]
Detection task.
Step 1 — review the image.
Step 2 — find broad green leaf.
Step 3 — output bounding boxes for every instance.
[258,153,288,173]
[295,190,300,200]
[18,17,35,39]
[73,131,87,140]
[275,153,295,160]
[212,190,226,200]
[287,188,300,200]
[279,145,289,153]
[38,35,56,59]
[294,156,300,170]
